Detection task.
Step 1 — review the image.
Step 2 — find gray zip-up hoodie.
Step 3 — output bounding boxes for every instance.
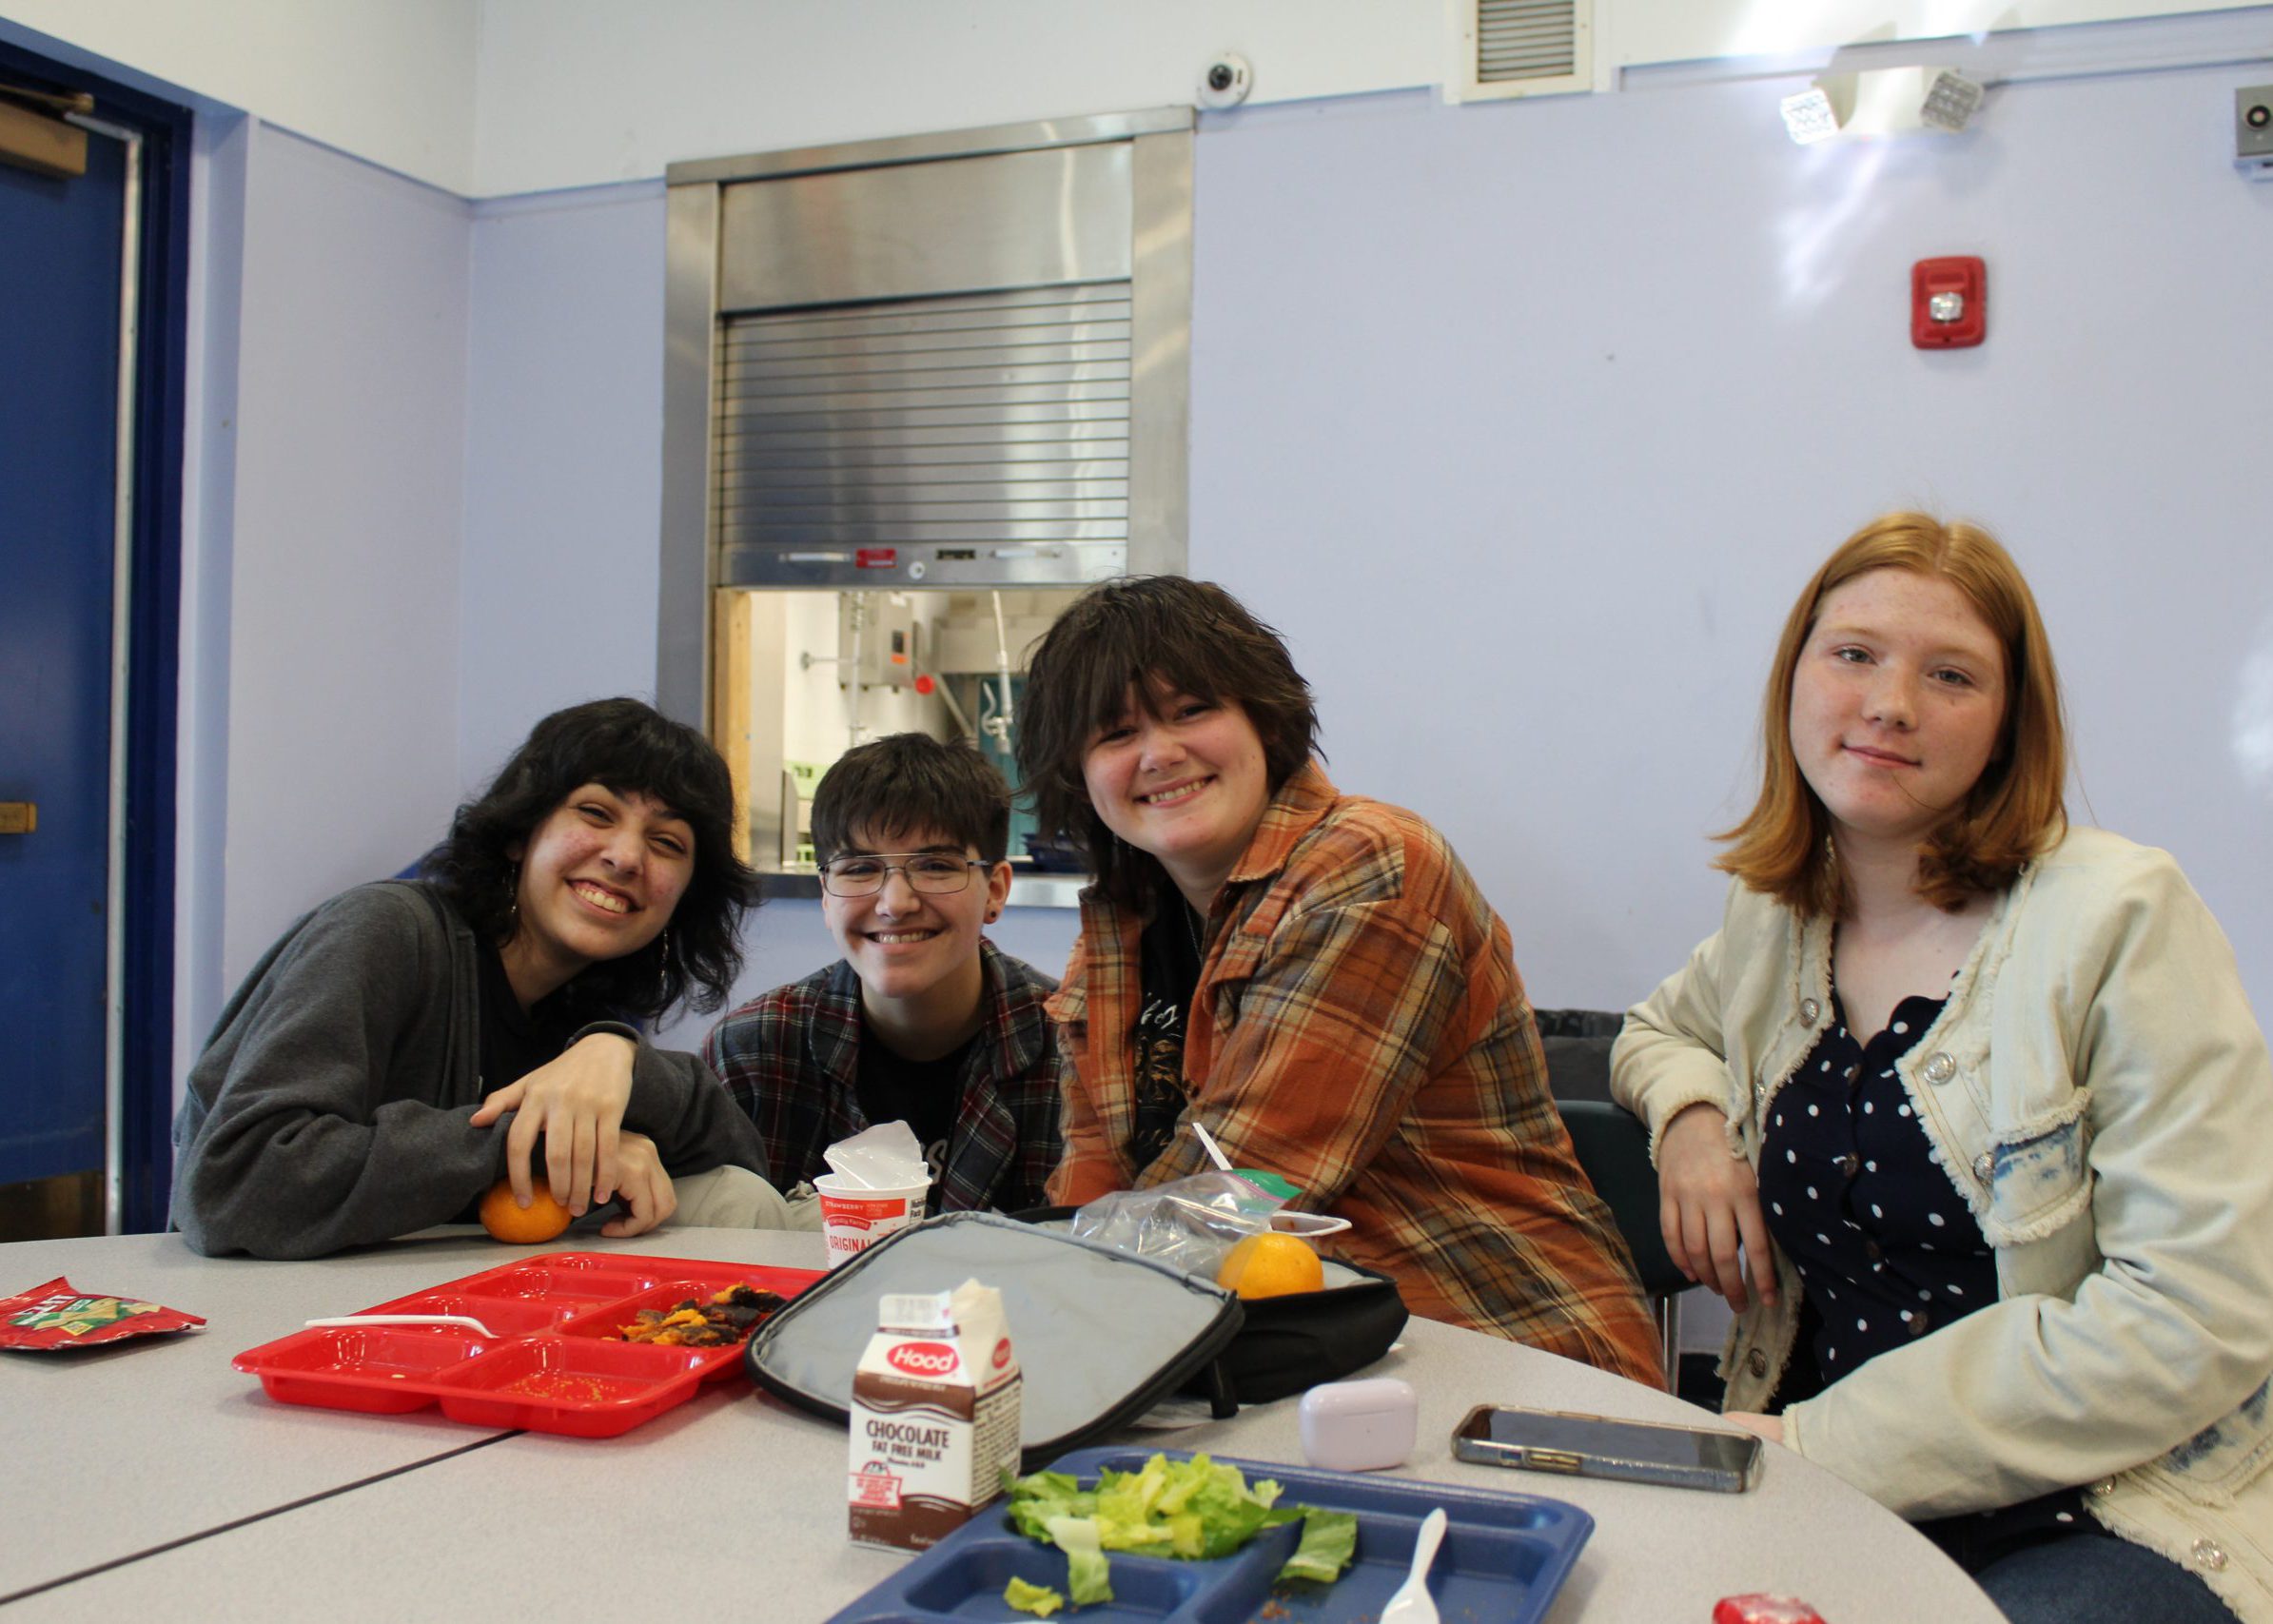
[171,880,765,1259]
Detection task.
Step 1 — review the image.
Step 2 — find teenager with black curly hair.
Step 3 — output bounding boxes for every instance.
[172,698,799,1258]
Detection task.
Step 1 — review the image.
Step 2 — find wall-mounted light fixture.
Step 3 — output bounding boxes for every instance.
[1781,67,1984,146]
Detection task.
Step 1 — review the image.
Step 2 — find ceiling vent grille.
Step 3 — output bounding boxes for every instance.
[1452,0,1593,102]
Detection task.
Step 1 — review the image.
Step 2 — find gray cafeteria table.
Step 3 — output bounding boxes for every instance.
[1,1228,2001,1621]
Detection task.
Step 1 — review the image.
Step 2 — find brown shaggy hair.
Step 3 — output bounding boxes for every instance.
[1016,577,1319,911]
[811,732,1012,865]
[1717,513,2068,917]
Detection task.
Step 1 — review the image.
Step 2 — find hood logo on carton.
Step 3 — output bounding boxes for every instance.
[991,1336,1013,1371]
[887,1341,960,1377]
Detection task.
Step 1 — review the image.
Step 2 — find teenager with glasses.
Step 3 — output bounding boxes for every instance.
[1016,576,1662,1383]
[702,734,1064,1214]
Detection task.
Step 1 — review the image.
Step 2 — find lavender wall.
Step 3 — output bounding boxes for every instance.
[216,125,470,987]
[1185,67,2273,1014]
[459,182,672,789]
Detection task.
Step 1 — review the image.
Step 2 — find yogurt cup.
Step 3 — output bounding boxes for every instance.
[814,1171,929,1268]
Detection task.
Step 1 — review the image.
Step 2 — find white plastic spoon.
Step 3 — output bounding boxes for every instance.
[1381,1507,1448,1624]
[1190,1120,1235,1171]
[304,1314,500,1337]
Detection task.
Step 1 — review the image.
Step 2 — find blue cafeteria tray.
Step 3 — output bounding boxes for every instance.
[828,1445,1594,1623]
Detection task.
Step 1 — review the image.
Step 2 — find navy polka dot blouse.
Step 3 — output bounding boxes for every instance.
[1758,988,2096,1562]
[1757,990,1995,1378]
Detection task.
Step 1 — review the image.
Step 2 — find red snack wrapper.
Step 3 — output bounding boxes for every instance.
[0,1277,205,1352]
[1714,1597,1828,1624]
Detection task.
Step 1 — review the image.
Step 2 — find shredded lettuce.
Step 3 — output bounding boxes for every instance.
[1003,1576,1066,1616]
[1005,1454,1356,1606]
[1041,1515,1113,1605]
[1277,1509,1360,1585]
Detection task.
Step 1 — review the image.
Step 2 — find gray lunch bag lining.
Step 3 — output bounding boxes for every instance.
[745,1209,1245,1462]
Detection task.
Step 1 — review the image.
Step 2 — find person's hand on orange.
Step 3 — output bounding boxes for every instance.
[470,1032,637,1215]
[598,1131,676,1239]
[1656,1102,1777,1313]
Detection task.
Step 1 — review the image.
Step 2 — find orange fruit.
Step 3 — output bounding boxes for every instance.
[479,1179,574,1243]
[1215,1233,1323,1300]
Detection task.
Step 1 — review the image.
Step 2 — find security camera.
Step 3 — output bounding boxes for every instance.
[1197,52,1253,110]
[2239,85,2273,177]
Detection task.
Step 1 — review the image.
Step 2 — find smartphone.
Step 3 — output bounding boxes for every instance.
[1451,1404,1764,1493]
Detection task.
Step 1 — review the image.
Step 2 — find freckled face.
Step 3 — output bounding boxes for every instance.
[1081,685,1273,901]
[1789,569,2008,853]
[507,784,694,990]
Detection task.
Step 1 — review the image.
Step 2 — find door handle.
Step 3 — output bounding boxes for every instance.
[0,802,35,834]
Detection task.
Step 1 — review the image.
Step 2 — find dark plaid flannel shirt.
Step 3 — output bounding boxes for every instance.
[1047,765,1663,1386]
[701,939,1064,1215]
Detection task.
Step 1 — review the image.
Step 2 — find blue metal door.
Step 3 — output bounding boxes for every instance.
[0,131,126,1204]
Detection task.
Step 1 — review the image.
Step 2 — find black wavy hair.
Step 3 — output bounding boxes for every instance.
[1015,576,1320,912]
[424,698,759,1021]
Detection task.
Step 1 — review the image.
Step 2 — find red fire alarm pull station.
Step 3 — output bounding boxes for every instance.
[1912,256,1986,348]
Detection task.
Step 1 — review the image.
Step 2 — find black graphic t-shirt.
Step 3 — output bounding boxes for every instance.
[1127,899,1206,1176]
[854,1029,968,1208]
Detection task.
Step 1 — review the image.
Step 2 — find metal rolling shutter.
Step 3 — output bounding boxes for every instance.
[713,283,1131,585]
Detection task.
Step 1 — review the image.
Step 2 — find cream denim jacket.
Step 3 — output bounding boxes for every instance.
[1614,828,2273,1619]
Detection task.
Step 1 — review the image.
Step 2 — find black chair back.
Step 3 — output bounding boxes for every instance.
[1558,1098,1686,1389]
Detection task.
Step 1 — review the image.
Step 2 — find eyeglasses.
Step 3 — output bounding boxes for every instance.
[818,852,987,897]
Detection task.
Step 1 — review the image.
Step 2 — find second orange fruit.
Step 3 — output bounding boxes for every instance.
[1215,1232,1324,1300]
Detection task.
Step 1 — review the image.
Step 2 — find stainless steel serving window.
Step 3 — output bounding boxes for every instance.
[657,110,1192,877]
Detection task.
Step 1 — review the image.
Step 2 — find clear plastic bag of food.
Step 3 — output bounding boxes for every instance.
[1068,1171,1294,1279]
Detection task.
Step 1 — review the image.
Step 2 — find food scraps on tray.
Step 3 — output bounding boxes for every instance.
[614,1283,785,1346]
[1005,1453,1358,1607]
[500,1373,624,1402]
[1,1278,206,1353]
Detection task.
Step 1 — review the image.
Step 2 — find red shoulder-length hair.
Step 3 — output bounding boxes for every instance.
[1717,512,2068,917]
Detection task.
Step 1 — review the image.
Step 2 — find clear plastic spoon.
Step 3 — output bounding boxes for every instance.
[1381,1507,1448,1624]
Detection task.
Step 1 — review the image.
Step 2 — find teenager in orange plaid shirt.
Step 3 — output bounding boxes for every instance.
[1017,577,1661,1384]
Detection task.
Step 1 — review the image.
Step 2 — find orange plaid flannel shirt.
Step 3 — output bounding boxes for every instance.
[1047,765,1663,1384]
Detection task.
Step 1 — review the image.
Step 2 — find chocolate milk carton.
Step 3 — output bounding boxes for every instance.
[848,1278,1022,1551]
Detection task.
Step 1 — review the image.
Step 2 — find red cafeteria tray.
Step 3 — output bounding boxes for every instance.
[232,1252,822,1438]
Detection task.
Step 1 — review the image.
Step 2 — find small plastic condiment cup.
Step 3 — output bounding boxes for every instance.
[813,1171,929,1269]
